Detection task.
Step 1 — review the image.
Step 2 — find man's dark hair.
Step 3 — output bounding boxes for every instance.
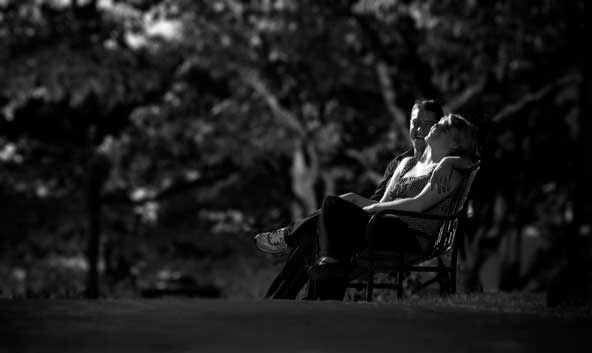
[414,99,444,119]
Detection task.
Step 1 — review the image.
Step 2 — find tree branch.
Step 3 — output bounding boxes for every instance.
[102,171,240,206]
[492,73,580,123]
[290,144,318,214]
[352,14,398,65]
[375,61,411,146]
[445,75,488,112]
[352,14,412,147]
[241,70,306,138]
[345,148,382,184]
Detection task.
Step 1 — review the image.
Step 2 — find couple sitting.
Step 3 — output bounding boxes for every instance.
[255,99,480,300]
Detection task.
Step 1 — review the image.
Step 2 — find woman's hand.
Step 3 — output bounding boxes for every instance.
[363,203,384,214]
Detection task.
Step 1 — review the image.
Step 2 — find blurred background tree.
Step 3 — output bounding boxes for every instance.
[0,0,589,304]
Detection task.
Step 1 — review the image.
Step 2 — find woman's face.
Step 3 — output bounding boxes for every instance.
[425,118,454,154]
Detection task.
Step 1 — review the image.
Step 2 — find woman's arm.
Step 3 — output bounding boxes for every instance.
[364,169,463,214]
[430,156,479,194]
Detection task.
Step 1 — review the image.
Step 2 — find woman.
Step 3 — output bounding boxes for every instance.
[309,113,480,299]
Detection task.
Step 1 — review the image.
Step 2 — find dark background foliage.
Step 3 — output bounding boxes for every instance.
[1,0,590,303]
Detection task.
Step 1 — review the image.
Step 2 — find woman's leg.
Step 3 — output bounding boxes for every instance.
[317,195,370,263]
[313,196,371,300]
[371,217,424,254]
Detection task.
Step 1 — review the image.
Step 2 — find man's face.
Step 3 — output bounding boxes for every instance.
[409,107,439,143]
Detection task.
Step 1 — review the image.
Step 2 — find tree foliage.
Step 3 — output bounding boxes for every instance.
[0,0,589,299]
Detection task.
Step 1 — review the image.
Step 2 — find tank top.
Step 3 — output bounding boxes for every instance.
[384,157,454,250]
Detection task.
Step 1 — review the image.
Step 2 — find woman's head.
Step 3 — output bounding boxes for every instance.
[426,113,480,159]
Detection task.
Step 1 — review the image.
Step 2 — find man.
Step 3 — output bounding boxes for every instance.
[256,99,466,299]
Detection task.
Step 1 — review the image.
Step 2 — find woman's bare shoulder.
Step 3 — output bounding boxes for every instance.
[400,156,415,167]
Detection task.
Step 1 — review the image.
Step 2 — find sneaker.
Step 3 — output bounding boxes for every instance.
[254,227,289,254]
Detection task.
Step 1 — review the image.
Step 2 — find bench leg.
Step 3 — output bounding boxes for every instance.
[366,270,374,302]
[397,271,404,299]
[450,268,457,294]
[397,252,405,299]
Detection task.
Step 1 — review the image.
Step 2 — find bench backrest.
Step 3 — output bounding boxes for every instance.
[427,165,480,257]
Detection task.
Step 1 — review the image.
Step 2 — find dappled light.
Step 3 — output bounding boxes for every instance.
[0,0,590,310]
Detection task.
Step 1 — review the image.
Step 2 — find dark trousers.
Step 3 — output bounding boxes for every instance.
[264,211,320,299]
[315,196,424,300]
[318,196,423,262]
[284,210,320,247]
[265,196,423,300]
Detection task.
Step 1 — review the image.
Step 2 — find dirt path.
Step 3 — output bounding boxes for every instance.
[0,298,589,353]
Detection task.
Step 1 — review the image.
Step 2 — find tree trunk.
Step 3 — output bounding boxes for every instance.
[290,142,319,220]
[86,173,101,299]
[548,48,592,306]
[568,54,592,304]
[85,147,111,299]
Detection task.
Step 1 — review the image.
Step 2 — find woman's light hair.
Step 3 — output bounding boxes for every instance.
[439,113,480,159]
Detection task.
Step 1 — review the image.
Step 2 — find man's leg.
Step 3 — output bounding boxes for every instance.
[265,245,311,299]
[264,195,364,300]
[265,213,320,299]
[283,210,321,247]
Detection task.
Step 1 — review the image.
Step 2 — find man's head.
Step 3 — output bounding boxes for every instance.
[409,99,444,150]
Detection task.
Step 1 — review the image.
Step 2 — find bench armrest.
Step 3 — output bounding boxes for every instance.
[368,209,460,223]
[364,209,463,251]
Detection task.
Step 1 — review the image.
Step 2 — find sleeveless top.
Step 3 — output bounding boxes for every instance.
[384,157,455,251]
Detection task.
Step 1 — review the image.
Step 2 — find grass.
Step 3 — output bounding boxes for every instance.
[364,290,592,319]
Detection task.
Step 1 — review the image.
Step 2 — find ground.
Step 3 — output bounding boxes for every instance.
[1,297,590,353]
